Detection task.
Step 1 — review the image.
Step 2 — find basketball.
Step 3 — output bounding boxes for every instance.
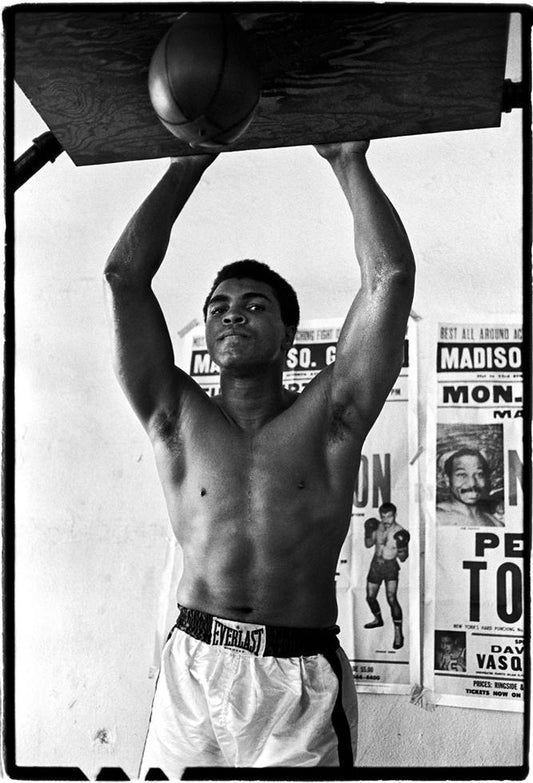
[148,12,261,148]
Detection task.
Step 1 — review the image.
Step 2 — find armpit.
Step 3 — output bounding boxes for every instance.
[149,408,180,444]
[328,402,353,444]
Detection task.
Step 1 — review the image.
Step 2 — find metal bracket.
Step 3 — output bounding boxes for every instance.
[14,131,64,190]
[502,79,525,113]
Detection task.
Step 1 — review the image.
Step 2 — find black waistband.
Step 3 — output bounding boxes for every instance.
[175,604,340,658]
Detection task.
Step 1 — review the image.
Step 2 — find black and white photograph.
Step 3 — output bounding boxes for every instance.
[436,423,505,528]
[5,3,528,779]
[434,631,467,673]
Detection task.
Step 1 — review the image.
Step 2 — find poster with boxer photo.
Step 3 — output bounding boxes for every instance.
[423,322,524,711]
[181,316,420,695]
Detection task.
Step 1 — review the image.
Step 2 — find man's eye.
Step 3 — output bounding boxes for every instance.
[210,307,225,315]
[248,304,264,311]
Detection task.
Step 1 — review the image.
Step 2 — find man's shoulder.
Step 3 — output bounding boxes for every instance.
[148,380,223,441]
[478,510,504,528]
[288,368,370,450]
[436,503,464,526]
[436,500,459,514]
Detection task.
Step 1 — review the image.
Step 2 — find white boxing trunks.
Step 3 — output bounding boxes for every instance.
[139,605,357,776]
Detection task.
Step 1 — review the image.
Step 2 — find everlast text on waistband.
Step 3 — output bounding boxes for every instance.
[210,619,266,655]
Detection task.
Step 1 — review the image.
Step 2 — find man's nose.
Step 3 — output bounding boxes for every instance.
[222,309,246,324]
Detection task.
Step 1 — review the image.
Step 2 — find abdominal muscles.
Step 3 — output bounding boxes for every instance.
[159,425,354,628]
[173,492,349,628]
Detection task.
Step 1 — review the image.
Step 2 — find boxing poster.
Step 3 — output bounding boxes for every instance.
[423,322,524,711]
[334,318,420,695]
[181,317,420,695]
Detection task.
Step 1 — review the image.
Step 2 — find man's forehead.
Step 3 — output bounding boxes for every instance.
[210,277,275,297]
[453,455,483,469]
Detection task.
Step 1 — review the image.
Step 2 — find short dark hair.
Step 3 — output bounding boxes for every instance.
[444,448,490,479]
[203,259,300,328]
[379,502,397,514]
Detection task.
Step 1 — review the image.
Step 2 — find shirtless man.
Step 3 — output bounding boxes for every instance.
[437,448,502,527]
[103,140,415,772]
[363,502,409,650]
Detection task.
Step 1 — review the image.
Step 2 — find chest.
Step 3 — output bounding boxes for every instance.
[153,404,336,507]
[153,400,358,551]
[152,393,362,515]
[187,416,325,490]
[376,526,397,547]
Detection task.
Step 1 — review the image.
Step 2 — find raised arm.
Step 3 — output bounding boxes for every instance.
[364,517,379,548]
[103,154,217,430]
[315,141,415,436]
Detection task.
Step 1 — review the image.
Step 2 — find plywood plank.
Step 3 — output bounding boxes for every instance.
[12,7,510,166]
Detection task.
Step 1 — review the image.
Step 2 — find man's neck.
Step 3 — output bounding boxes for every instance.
[217,369,294,431]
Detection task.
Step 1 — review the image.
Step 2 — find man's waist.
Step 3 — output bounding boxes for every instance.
[175,604,340,658]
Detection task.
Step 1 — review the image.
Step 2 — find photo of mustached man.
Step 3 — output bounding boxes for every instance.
[363,503,409,650]
[436,424,505,528]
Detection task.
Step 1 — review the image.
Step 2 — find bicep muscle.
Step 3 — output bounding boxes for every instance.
[104,278,186,426]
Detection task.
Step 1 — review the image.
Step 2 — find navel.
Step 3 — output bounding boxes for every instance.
[200,487,207,497]
[297,480,305,490]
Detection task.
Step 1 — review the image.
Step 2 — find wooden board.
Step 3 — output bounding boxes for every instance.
[11,6,510,166]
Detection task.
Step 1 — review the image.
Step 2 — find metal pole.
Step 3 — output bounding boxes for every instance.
[14,131,64,190]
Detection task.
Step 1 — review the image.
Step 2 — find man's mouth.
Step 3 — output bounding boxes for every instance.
[461,488,480,497]
[219,331,249,341]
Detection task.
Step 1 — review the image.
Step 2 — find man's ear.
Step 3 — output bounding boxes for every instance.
[282,325,297,351]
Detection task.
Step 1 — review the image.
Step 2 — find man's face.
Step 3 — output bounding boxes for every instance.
[446,454,489,506]
[440,636,453,653]
[380,510,396,527]
[205,278,294,372]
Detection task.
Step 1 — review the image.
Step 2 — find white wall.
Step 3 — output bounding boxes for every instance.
[13,13,524,777]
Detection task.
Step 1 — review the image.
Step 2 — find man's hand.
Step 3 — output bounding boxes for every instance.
[394,529,410,548]
[315,140,370,161]
[394,529,410,562]
[364,517,379,537]
[170,152,219,170]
